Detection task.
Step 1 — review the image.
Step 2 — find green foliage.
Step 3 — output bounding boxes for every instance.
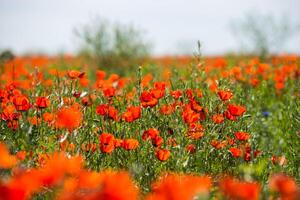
[231,12,300,60]
[74,18,151,75]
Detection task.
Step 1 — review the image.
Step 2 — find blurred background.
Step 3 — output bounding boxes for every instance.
[1,0,300,56]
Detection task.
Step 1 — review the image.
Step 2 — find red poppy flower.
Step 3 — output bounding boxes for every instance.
[185,89,194,99]
[229,147,242,157]
[108,106,118,121]
[150,89,165,99]
[235,132,250,141]
[13,95,31,111]
[103,87,116,98]
[182,106,201,124]
[170,90,182,99]
[142,128,159,140]
[154,82,166,90]
[269,174,299,199]
[152,136,163,147]
[140,91,158,108]
[220,177,260,200]
[122,106,141,122]
[190,99,203,112]
[1,105,18,121]
[224,110,236,121]
[217,90,233,101]
[96,104,109,116]
[16,151,27,161]
[186,144,196,154]
[81,96,91,106]
[92,171,139,200]
[99,133,115,153]
[36,97,50,109]
[227,104,246,117]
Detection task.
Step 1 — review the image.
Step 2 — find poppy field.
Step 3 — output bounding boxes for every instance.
[0,55,299,199]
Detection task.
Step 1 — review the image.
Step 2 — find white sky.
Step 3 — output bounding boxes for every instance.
[0,0,299,55]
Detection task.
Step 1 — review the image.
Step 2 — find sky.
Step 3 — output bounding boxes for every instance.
[0,0,300,55]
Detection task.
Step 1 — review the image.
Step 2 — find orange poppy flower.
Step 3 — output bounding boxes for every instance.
[155,149,171,161]
[114,139,123,148]
[160,105,174,115]
[55,107,82,131]
[28,116,42,126]
[188,131,204,140]
[269,174,299,199]
[42,79,53,87]
[189,122,204,132]
[226,136,236,146]
[122,139,139,150]
[42,112,54,123]
[195,89,203,98]
[92,171,139,200]
[271,155,287,166]
[166,138,177,147]
[96,70,106,80]
[147,174,211,200]
[212,114,224,124]
[141,73,153,87]
[220,177,260,200]
[16,151,27,161]
[79,77,89,87]
[209,81,218,92]
[0,143,17,169]
[210,139,227,149]
[67,70,85,79]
